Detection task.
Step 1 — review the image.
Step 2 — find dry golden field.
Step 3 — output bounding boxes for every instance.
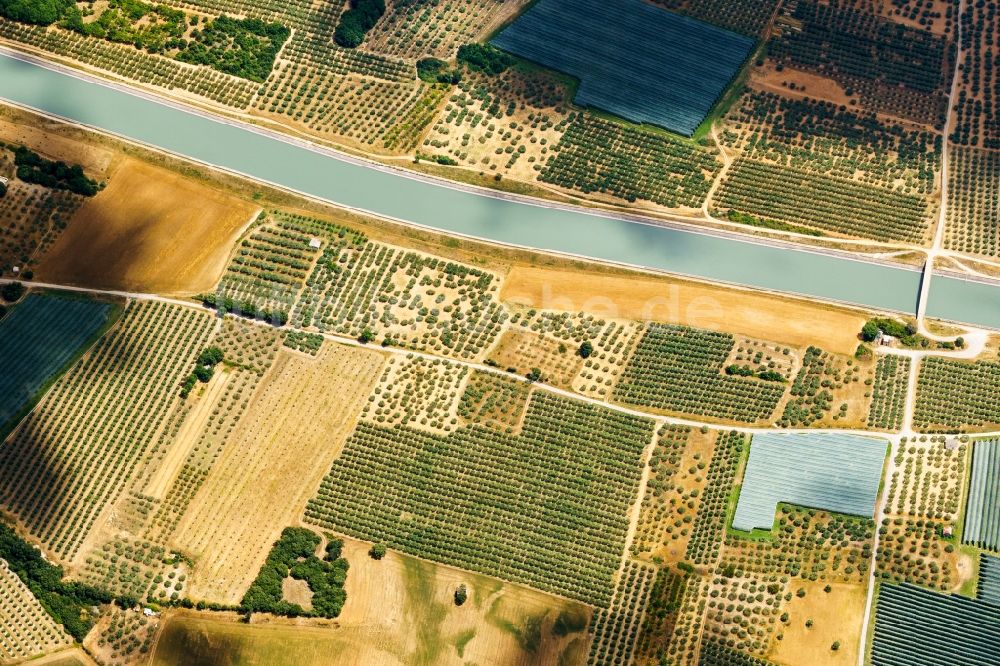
[171,344,385,604]
[37,158,257,294]
[151,537,590,666]
[501,265,868,355]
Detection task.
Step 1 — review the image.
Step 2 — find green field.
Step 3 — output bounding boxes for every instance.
[305,391,653,606]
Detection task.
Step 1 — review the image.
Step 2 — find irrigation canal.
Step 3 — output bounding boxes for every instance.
[1,50,998,330]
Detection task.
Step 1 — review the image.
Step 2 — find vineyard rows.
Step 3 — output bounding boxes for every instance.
[296,238,506,359]
[615,324,784,423]
[540,113,719,207]
[0,301,214,560]
[685,431,747,565]
[914,358,1000,431]
[867,355,910,430]
[587,560,656,665]
[716,158,931,241]
[945,147,1000,257]
[306,391,653,606]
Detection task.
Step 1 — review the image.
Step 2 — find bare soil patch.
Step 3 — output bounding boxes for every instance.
[501,266,867,355]
[36,157,257,294]
[768,581,865,666]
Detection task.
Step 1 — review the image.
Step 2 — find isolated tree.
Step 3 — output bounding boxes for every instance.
[861,320,880,342]
[454,584,468,606]
[578,341,594,358]
[369,543,386,560]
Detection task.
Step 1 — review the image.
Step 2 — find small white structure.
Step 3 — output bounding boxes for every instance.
[945,437,961,451]
[142,607,158,617]
[878,333,896,347]
[942,525,954,538]
[11,266,18,274]
[309,237,322,249]
[0,176,8,187]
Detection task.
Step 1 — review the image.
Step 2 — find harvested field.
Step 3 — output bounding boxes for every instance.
[36,158,257,294]
[171,344,385,604]
[151,538,589,666]
[500,266,866,355]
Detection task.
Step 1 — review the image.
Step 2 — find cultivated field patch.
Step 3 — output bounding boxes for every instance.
[296,238,507,360]
[724,507,874,584]
[0,301,214,561]
[539,113,720,208]
[885,438,965,523]
[0,293,113,433]
[492,0,754,136]
[945,147,1000,257]
[171,344,383,604]
[778,346,874,428]
[588,560,656,665]
[0,558,72,662]
[306,391,654,606]
[631,425,717,564]
[914,358,1000,431]
[614,323,786,424]
[716,90,938,241]
[770,0,950,124]
[36,158,257,294]
[872,582,1000,666]
[732,433,887,533]
[963,438,1000,552]
[867,356,910,430]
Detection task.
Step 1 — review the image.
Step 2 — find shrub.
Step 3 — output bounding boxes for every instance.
[457,43,513,75]
[369,543,387,560]
[0,0,73,25]
[334,0,385,48]
[416,57,460,84]
[13,146,99,196]
[1,281,25,302]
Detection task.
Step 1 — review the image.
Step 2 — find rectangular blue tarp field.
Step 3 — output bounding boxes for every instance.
[0,293,112,430]
[492,0,755,136]
[732,432,887,532]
